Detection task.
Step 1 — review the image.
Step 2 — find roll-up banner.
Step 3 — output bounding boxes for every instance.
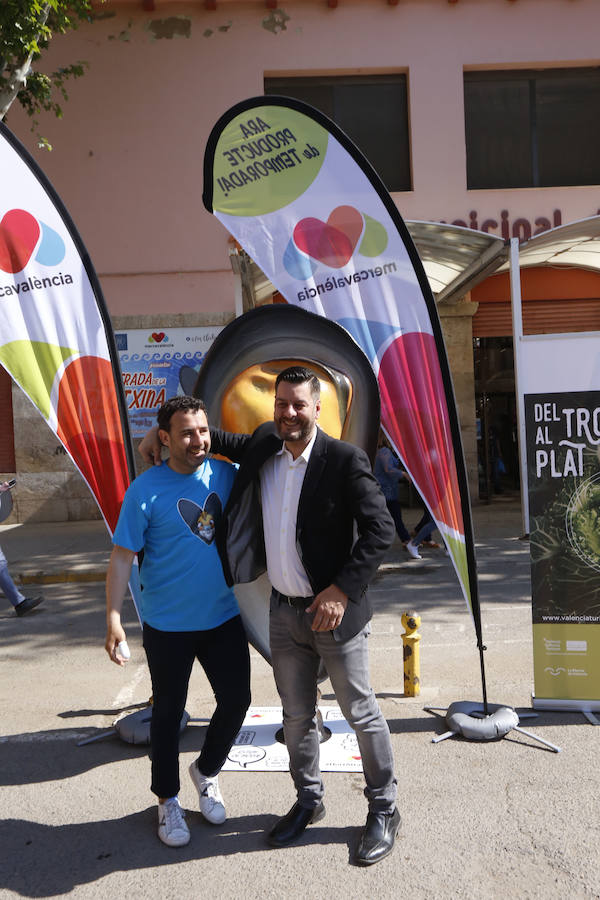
[522,332,600,709]
[0,121,134,535]
[203,97,482,649]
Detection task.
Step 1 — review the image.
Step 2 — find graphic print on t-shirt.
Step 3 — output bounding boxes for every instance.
[177,493,222,544]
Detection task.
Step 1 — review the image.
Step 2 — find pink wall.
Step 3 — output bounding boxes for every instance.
[5,0,600,319]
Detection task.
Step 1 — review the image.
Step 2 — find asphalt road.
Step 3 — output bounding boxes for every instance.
[1,501,599,899]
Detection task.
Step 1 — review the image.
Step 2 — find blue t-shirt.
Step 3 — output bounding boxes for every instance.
[113,459,239,632]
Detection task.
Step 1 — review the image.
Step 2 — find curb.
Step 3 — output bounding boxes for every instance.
[15,571,106,585]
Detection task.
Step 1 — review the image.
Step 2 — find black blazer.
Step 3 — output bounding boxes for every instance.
[212,423,394,642]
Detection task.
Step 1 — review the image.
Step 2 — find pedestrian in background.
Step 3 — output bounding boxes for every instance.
[0,482,44,617]
[405,506,440,560]
[374,433,411,545]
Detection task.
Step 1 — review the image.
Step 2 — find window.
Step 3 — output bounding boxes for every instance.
[464,68,600,189]
[264,74,411,192]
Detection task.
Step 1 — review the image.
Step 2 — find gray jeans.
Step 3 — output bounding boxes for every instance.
[269,593,397,814]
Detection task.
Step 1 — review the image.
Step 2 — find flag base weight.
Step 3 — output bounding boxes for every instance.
[77,707,190,746]
[425,701,561,753]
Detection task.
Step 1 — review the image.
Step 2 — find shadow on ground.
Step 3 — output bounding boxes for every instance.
[0,812,357,897]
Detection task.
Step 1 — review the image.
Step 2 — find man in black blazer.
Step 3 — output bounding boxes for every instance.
[210,365,400,866]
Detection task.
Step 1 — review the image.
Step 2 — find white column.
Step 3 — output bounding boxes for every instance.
[509,237,529,535]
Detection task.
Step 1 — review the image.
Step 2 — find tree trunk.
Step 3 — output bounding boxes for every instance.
[0,3,51,120]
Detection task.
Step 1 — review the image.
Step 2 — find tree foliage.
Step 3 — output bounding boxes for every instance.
[0,0,99,148]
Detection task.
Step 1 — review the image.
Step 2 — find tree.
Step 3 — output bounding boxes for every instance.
[0,0,99,148]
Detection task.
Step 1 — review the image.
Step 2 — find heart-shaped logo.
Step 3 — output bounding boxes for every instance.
[151,332,166,343]
[293,205,364,268]
[178,494,222,544]
[0,209,40,274]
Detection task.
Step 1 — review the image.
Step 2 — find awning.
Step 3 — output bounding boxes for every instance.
[405,221,506,304]
[498,214,600,274]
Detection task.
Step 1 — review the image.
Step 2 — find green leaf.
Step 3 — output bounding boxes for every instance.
[1,0,100,141]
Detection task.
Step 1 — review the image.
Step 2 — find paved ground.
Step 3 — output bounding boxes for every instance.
[1,498,599,899]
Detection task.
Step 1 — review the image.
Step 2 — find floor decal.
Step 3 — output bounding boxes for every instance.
[221,707,362,772]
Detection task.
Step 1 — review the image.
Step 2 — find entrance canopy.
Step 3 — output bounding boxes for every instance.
[405,221,506,304]
[230,215,600,310]
[497,214,600,275]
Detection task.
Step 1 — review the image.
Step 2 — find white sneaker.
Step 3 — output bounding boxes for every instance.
[157,797,190,847]
[406,541,422,560]
[189,761,226,824]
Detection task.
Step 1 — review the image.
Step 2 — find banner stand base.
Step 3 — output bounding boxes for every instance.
[531,695,600,725]
[77,707,192,746]
[425,701,561,752]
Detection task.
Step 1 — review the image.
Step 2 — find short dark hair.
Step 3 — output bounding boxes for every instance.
[157,396,207,432]
[275,365,320,400]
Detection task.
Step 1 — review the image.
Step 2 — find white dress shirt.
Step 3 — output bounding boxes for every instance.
[259,428,317,598]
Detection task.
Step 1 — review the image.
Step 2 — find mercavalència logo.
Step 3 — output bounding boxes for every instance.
[0,208,73,299]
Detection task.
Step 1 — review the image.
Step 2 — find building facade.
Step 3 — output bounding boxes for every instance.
[2,0,600,520]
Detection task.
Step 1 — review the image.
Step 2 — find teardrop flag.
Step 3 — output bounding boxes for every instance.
[203,96,483,655]
[0,121,134,534]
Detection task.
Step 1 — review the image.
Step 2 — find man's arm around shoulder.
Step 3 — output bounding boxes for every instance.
[211,421,279,463]
[138,424,254,466]
[209,427,252,463]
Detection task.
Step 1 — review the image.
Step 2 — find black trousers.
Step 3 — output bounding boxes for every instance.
[143,614,251,799]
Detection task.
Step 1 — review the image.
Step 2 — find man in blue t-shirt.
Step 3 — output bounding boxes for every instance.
[105,396,250,848]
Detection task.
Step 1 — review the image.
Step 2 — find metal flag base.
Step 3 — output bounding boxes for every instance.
[424,701,561,753]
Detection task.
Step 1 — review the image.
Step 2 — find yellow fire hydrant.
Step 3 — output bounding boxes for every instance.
[401,611,421,697]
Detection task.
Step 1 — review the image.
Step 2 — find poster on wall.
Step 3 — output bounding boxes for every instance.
[115,326,223,436]
[521,334,600,709]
